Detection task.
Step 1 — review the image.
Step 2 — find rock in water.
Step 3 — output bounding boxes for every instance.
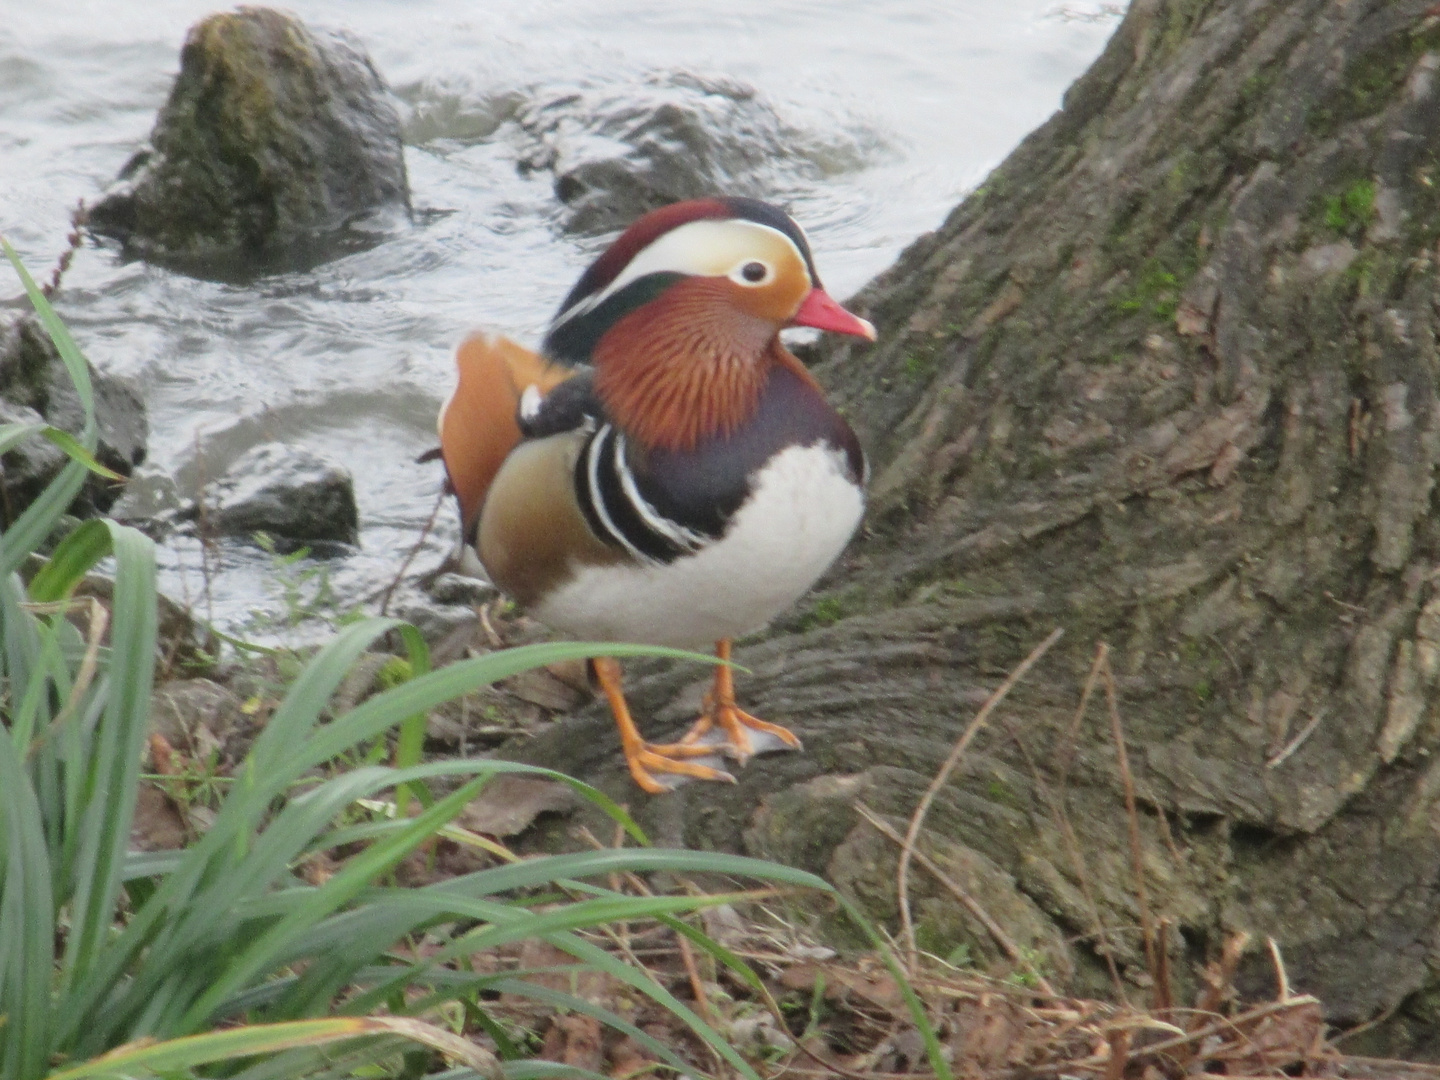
[88,7,410,271]
[511,71,874,235]
[206,442,358,546]
[0,316,147,519]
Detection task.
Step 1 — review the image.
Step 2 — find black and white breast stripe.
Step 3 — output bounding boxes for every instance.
[575,424,715,565]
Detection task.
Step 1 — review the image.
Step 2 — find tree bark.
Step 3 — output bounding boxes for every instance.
[517,0,1440,1055]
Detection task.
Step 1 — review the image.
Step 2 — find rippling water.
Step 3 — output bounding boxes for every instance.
[0,0,1124,633]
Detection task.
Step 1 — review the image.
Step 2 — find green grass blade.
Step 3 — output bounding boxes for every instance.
[62,621,454,1044]
[0,239,101,579]
[243,617,407,786]
[0,737,57,1080]
[836,892,952,1080]
[58,524,157,998]
[122,849,184,879]
[113,766,434,1035]
[501,1064,612,1080]
[176,776,488,1031]
[324,888,763,1080]
[481,979,690,1074]
[388,622,432,816]
[538,929,761,1080]
[0,421,48,454]
[442,892,756,960]
[1,238,98,434]
[4,615,64,755]
[28,518,112,602]
[434,846,833,902]
[44,1018,390,1079]
[37,427,124,480]
[0,459,89,580]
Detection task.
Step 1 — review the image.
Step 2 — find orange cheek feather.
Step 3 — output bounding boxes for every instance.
[592,280,775,452]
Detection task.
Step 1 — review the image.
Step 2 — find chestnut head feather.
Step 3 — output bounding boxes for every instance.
[542,197,875,451]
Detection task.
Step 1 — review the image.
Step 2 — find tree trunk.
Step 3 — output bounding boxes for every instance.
[518,0,1440,1055]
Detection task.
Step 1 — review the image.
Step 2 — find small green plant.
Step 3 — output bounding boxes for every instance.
[1323,178,1377,234]
[1005,947,1050,989]
[1115,259,1181,319]
[945,942,975,968]
[244,531,363,632]
[903,348,940,381]
[797,592,852,631]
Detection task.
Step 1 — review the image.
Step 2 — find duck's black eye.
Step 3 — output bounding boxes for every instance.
[741,261,767,283]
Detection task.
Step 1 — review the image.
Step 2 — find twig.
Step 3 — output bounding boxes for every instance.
[1193,931,1249,1021]
[193,427,216,628]
[675,931,714,1024]
[379,486,445,616]
[1155,917,1174,1017]
[22,597,108,757]
[1334,1001,1407,1046]
[1054,640,1107,788]
[897,627,1063,970]
[1104,1026,1131,1080]
[1265,709,1324,768]
[857,801,1057,996]
[43,200,87,298]
[1100,646,1159,1001]
[478,601,505,648]
[1099,995,1320,1064]
[1001,700,1128,1002]
[1266,936,1291,1002]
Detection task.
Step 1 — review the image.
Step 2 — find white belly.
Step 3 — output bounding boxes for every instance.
[533,443,864,648]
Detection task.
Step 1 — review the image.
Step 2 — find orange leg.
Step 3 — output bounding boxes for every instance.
[592,657,735,794]
[679,640,803,763]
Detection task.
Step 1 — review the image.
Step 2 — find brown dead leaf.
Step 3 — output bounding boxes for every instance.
[1174,300,1211,337]
[607,1034,655,1079]
[544,659,592,694]
[148,731,185,776]
[505,668,586,711]
[130,784,187,850]
[539,1013,603,1071]
[780,962,905,1013]
[1221,999,1326,1074]
[953,999,1027,1072]
[298,850,338,886]
[459,775,580,837]
[504,940,624,1006]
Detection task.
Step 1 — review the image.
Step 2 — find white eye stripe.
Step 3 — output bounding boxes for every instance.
[553,220,804,328]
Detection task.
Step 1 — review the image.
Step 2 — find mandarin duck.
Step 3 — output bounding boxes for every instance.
[438,196,874,793]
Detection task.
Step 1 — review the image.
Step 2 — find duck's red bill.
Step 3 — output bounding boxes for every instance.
[789,287,877,340]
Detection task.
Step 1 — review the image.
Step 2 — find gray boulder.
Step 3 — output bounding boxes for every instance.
[511,72,872,235]
[88,6,410,271]
[206,442,358,546]
[0,316,147,519]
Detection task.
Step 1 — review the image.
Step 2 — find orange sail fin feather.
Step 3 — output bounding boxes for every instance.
[438,333,571,535]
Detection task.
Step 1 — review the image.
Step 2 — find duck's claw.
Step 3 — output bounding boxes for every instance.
[624,741,736,794]
[675,640,804,764]
[679,704,803,763]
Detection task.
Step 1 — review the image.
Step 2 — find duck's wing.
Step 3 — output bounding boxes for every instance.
[437,333,574,537]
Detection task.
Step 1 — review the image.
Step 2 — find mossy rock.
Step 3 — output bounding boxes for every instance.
[88,7,409,273]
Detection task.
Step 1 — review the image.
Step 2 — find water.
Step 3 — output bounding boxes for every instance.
[0,0,1124,633]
